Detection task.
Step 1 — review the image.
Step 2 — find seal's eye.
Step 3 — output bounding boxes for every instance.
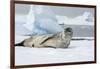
[65,27,72,32]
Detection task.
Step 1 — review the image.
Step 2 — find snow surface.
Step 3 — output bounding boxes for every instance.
[15,40,94,65]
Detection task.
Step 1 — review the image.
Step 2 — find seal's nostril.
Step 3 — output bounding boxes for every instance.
[32,44,34,47]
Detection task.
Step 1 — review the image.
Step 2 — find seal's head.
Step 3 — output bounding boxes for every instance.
[62,27,73,48]
[64,27,73,37]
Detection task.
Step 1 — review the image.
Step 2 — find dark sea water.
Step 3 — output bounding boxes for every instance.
[15,22,94,37]
[60,24,94,37]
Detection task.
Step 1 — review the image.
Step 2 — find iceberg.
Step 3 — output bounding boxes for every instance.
[56,11,94,25]
[15,5,64,36]
[32,5,64,35]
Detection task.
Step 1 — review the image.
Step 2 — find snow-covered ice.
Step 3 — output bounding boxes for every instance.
[15,40,94,65]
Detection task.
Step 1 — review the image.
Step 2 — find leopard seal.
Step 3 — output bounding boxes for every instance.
[15,27,73,48]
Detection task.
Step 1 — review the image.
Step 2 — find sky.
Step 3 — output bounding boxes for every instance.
[15,4,94,18]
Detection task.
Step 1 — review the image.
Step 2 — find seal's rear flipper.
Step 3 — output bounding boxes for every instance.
[15,40,24,46]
